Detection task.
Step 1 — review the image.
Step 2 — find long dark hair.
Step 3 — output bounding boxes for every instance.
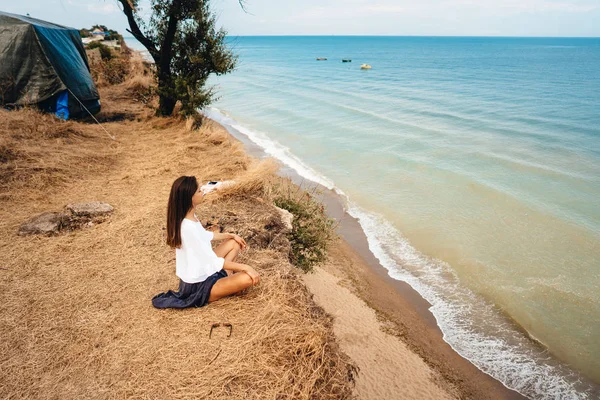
[166,176,198,249]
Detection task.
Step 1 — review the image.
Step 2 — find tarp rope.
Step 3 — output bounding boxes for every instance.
[66,87,116,141]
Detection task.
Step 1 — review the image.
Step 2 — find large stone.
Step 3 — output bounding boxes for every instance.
[18,211,69,236]
[66,201,114,217]
[274,206,294,231]
[18,202,115,236]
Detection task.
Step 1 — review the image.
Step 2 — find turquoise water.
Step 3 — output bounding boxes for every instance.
[127,36,600,398]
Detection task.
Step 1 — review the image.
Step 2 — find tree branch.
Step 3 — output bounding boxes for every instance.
[117,0,160,61]
[158,1,182,76]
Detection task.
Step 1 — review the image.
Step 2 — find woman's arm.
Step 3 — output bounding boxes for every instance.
[212,232,234,241]
[223,260,249,273]
[212,232,247,249]
[223,260,260,285]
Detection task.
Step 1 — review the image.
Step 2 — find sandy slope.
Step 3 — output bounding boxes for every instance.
[305,266,457,400]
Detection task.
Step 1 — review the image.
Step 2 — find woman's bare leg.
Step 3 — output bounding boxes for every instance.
[208,271,253,303]
[214,239,241,276]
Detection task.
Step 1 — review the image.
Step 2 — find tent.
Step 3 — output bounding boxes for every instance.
[0,11,100,119]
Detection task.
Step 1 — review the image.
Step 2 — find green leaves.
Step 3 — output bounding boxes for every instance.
[275,189,335,273]
[170,1,236,116]
[119,0,237,116]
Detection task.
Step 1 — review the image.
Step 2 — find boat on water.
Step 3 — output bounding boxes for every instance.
[316,57,327,61]
[360,64,372,69]
[342,59,352,62]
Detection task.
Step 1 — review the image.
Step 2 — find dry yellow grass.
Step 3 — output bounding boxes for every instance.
[0,76,355,398]
[0,108,119,197]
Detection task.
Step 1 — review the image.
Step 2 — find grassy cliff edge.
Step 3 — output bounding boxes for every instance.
[0,53,357,399]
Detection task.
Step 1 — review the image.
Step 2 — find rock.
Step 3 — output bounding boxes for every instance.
[66,201,113,217]
[274,206,294,231]
[18,202,114,236]
[18,211,70,236]
[64,201,114,231]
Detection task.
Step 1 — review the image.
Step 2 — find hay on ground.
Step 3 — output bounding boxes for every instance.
[0,72,356,399]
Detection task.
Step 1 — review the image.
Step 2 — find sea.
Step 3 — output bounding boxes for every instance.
[125,36,600,399]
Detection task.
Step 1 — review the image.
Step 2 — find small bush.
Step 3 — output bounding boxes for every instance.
[125,74,156,105]
[275,185,335,272]
[89,55,129,86]
[102,57,129,85]
[87,41,113,60]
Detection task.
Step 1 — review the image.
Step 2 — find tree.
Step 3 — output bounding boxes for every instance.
[80,26,124,43]
[117,0,239,116]
[92,24,109,32]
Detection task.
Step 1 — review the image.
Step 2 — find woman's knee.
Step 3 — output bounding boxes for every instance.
[231,239,242,250]
[242,272,254,287]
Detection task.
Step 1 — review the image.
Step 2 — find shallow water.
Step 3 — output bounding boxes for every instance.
[128,36,600,398]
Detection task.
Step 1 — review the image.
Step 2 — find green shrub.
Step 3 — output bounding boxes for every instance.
[87,41,113,61]
[102,57,129,85]
[88,54,129,86]
[275,186,336,272]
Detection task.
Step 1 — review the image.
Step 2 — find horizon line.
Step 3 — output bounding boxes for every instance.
[219,34,600,39]
[120,33,600,39]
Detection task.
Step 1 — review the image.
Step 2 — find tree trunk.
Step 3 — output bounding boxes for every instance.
[154,3,181,117]
[157,94,177,116]
[156,62,176,116]
[119,0,178,116]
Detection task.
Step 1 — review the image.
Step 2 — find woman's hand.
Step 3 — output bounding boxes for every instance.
[243,266,260,286]
[231,234,247,250]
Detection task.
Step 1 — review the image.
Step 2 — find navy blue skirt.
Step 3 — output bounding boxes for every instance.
[152,269,228,309]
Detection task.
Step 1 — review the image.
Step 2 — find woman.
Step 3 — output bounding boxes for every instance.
[152,176,260,309]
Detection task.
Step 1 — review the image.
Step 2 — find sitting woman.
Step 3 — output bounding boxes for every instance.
[152,176,260,309]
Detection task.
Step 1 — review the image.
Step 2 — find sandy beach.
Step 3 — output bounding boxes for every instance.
[1,52,527,399]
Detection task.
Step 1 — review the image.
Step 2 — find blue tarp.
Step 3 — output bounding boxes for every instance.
[55,90,69,120]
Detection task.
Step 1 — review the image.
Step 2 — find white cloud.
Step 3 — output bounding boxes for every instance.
[350,0,600,16]
[7,0,599,36]
[87,3,120,14]
[295,6,332,19]
[359,5,408,14]
[290,0,600,22]
[452,0,600,14]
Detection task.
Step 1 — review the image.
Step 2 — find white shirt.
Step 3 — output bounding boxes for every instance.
[176,218,225,283]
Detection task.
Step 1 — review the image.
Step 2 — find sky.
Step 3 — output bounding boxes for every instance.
[1,0,599,37]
